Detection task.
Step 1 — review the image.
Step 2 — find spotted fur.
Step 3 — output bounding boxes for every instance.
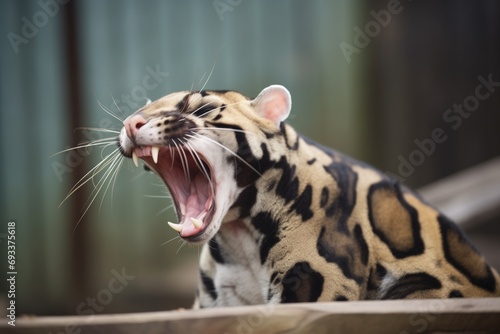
[118,85,500,308]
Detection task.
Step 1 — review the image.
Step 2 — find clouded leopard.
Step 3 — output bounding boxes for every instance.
[117,85,500,307]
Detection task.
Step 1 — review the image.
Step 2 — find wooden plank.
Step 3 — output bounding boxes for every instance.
[418,157,500,229]
[1,298,499,334]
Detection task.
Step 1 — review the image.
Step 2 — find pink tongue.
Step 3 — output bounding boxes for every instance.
[180,195,203,237]
[180,174,208,238]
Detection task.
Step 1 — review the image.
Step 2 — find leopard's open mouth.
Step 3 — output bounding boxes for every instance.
[133,145,216,241]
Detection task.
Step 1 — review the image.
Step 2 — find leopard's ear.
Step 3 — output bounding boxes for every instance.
[251,85,291,126]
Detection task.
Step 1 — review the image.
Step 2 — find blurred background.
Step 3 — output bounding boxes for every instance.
[1,0,499,316]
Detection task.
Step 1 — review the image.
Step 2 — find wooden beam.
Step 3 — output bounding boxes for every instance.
[1,298,499,333]
[418,157,500,229]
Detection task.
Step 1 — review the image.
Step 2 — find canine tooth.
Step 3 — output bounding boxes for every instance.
[167,221,183,233]
[190,217,203,229]
[152,146,160,164]
[132,151,139,167]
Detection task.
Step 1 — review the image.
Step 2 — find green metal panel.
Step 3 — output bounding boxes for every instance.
[1,0,359,314]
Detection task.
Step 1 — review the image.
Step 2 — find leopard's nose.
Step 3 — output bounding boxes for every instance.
[123,114,146,140]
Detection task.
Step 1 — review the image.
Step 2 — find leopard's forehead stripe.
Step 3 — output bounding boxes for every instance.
[136,89,248,118]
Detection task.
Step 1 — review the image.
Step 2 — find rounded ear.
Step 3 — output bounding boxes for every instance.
[251,85,292,126]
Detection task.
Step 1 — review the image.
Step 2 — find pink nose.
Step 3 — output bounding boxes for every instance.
[124,114,146,140]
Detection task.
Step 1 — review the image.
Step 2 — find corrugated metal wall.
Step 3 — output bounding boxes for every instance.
[1,0,74,314]
[1,0,361,314]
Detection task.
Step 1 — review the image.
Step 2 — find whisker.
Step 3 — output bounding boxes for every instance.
[190,62,199,92]
[195,99,249,118]
[84,147,118,191]
[110,92,127,119]
[141,192,174,215]
[169,143,176,170]
[197,108,217,118]
[75,127,120,134]
[160,234,181,246]
[64,90,127,233]
[83,151,121,210]
[172,139,190,182]
[176,240,187,254]
[198,46,224,93]
[60,148,120,207]
[95,95,124,123]
[78,136,119,145]
[73,151,122,232]
[179,140,192,182]
[188,133,262,176]
[193,127,253,136]
[98,142,120,161]
[144,194,172,199]
[149,181,167,187]
[186,142,214,196]
[156,203,174,216]
[82,154,120,212]
[189,102,214,117]
[96,153,123,213]
[51,139,117,157]
[196,71,207,92]
[109,156,125,211]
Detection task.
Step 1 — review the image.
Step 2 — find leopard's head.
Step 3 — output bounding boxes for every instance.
[119,85,292,243]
